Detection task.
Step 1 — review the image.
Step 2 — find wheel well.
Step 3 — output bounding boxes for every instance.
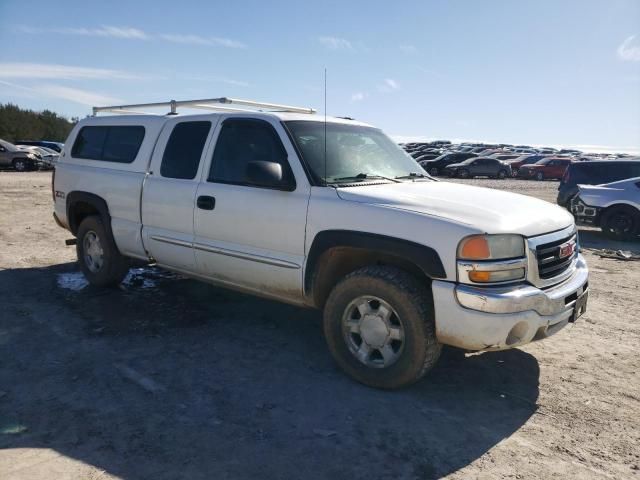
[66,192,111,236]
[309,246,432,308]
[68,202,100,235]
[600,203,640,224]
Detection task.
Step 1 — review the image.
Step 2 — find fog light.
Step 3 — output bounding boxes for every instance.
[469,268,525,283]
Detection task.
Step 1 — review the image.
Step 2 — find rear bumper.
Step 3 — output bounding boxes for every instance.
[432,254,589,351]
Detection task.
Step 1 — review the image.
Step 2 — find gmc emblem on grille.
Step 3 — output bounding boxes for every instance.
[559,241,576,259]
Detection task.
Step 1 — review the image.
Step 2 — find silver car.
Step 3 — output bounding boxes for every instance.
[0,139,39,171]
[572,176,640,240]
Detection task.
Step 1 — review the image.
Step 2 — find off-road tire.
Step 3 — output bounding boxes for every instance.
[600,206,639,241]
[323,266,442,389]
[76,215,129,287]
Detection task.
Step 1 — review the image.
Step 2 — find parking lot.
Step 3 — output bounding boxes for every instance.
[1,171,639,479]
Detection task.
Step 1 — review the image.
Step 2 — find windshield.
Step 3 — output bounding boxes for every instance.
[285,121,428,184]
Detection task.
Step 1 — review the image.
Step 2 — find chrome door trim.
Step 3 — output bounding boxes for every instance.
[193,242,301,269]
[149,235,193,248]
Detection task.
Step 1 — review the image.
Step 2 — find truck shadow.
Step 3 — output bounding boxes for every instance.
[1,263,540,480]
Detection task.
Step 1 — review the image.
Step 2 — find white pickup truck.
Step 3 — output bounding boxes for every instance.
[52,97,589,389]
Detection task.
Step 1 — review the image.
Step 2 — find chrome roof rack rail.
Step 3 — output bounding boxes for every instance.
[92,97,316,116]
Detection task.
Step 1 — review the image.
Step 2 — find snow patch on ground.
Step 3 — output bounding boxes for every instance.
[57,272,89,291]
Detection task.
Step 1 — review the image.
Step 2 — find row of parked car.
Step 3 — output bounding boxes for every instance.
[400,141,640,240]
[0,139,63,171]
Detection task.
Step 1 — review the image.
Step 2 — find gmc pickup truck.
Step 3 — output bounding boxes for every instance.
[52,97,589,389]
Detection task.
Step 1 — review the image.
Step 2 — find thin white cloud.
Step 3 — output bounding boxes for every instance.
[159,34,246,49]
[18,25,148,40]
[378,78,400,92]
[0,80,121,106]
[177,74,250,87]
[399,44,418,54]
[318,36,353,50]
[617,35,640,62]
[350,92,367,102]
[0,62,144,80]
[16,25,246,49]
[35,84,123,106]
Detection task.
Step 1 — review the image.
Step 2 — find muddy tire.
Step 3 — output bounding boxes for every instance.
[323,266,441,389]
[601,206,639,241]
[76,215,129,287]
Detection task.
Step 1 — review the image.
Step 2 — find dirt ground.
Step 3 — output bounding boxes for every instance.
[1,171,639,480]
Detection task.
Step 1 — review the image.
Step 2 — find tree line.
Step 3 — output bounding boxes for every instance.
[0,103,77,143]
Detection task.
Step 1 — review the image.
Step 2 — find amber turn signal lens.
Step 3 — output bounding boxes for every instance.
[468,270,492,282]
[459,236,490,260]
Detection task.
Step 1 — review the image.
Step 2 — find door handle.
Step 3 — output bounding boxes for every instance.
[197,195,216,210]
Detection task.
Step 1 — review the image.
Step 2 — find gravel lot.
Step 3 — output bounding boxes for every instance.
[1,172,639,480]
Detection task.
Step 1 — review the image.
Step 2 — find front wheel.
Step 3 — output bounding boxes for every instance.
[497,169,507,179]
[601,206,639,240]
[13,159,28,171]
[535,171,544,181]
[76,215,129,287]
[323,266,442,389]
[458,169,470,178]
[429,167,439,176]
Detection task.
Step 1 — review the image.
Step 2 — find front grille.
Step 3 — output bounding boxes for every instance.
[535,233,577,279]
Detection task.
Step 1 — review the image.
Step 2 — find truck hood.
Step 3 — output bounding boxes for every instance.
[336,181,574,237]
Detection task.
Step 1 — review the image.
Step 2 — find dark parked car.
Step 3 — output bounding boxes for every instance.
[557,160,640,207]
[443,157,511,179]
[15,140,64,153]
[421,152,478,176]
[518,157,572,180]
[415,153,440,163]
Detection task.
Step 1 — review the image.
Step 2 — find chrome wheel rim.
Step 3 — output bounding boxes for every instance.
[342,296,405,369]
[83,230,104,272]
[15,160,25,171]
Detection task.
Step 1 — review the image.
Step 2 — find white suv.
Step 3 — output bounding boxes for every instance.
[52,97,589,389]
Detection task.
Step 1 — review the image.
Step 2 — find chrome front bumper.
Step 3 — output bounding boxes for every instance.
[432,254,589,351]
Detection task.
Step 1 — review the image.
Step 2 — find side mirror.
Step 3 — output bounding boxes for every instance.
[245,160,288,189]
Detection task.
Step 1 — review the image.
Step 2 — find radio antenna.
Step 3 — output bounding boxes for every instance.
[323,67,327,186]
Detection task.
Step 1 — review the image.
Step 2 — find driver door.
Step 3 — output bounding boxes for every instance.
[193,117,310,301]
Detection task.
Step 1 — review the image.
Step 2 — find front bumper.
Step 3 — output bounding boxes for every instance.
[571,197,600,226]
[432,254,588,351]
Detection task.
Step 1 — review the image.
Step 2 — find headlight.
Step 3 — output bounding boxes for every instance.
[458,234,525,260]
[457,234,527,285]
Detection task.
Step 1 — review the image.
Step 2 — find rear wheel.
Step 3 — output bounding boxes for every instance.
[458,169,470,178]
[76,215,129,287]
[535,171,544,181]
[497,169,507,179]
[601,206,639,240]
[323,266,441,389]
[512,168,519,177]
[429,167,439,176]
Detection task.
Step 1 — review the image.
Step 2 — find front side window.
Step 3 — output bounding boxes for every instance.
[160,121,211,179]
[285,121,428,184]
[71,125,145,163]
[208,119,292,186]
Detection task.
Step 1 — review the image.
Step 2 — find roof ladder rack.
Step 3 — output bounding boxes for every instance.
[92,97,316,116]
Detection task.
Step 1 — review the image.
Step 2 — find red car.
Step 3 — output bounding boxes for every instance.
[518,157,572,180]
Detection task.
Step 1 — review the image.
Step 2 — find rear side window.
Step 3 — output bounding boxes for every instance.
[71,125,145,163]
[160,121,211,179]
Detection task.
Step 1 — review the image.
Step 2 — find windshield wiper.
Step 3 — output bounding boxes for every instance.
[394,172,430,179]
[331,173,401,183]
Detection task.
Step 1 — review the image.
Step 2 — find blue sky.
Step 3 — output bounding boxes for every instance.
[1,0,639,153]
